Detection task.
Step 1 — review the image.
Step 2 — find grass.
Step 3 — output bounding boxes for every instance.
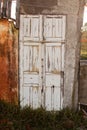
[0,100,87,130]
[81,49,87,60]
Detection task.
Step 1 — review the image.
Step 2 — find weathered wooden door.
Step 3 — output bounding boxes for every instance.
[19,15,66,110]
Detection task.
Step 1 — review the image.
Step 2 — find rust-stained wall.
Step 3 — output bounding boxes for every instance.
[0,19,18,104]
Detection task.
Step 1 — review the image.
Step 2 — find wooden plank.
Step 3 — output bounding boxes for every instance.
[29,46,33,71]
[45,86,52,110]
[23,87,29,106]
[0,1,2,16]
[46,46,52,72]
[32,86,40,109]
[54,46,61,72]
[53,87,61,110]
[24,17,31,37]
[31,16,40,41]
[29,86,33,108]
[62,44,65,71]
[3,0,7,17]
[16,0,20,28]
[44,17,53,38]
[31,17,39,37]
[7,0,11,19]
[23,46,30,71]
[32,46,39,72]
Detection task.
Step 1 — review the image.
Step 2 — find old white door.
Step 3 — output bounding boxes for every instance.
[19,15,66,110]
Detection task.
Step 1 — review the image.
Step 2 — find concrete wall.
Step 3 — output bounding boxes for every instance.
[20,0,82,15]
[20,0,85,108]
[79,61,87,104]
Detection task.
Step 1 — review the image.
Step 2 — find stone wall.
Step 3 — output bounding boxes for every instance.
[20,0,85,108]
[79,60,87,104]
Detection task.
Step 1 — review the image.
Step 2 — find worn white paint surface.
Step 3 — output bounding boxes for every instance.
[19,15,66,110]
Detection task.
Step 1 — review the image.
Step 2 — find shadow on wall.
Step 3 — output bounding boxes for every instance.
[21,0,57,6]
[20,0,57,14]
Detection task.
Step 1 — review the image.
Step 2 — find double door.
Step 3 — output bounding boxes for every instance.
[19,15,66,110]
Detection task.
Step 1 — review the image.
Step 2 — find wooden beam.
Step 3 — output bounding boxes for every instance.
[3,0,8,17]
[7,0,12,18]
[16,0,20,28]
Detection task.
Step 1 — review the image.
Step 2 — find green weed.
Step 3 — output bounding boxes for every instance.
[0,100,86,130]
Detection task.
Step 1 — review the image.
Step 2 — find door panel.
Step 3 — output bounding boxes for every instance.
[22,85,41,108]
[44,15,66,42]
[45,86,61,110]
[24,74,39,84]
[46,74,61,86]
[45,43,61,73]
[23,15,42,41]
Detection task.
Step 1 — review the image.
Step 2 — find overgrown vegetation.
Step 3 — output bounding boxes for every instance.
[0,100,87,130]
[81,41,87,60]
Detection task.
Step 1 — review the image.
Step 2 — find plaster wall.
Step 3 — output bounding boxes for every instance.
[20,0,85,108]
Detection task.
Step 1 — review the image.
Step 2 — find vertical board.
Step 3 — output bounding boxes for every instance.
[23,87,29,106]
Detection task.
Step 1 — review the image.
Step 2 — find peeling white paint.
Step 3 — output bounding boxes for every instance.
[19,15,66,110]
